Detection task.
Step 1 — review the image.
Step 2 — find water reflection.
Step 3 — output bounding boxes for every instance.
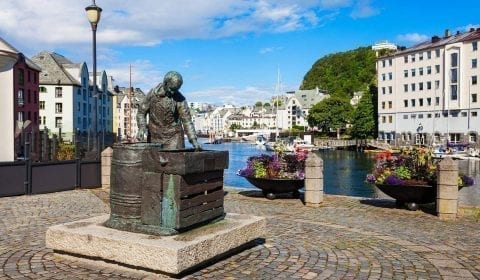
[457,159,480,206]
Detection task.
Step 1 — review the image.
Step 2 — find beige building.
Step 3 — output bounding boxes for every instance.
[377,28,480,146]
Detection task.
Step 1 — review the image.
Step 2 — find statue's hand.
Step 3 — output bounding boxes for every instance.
[192,141,202,151]
[136,127,147,141]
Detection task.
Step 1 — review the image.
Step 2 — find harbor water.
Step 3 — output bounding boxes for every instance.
[192,139,480,205]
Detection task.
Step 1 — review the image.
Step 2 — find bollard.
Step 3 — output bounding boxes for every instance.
[101,147,113,189]
[304,151,323,207]
[437,157,459,220]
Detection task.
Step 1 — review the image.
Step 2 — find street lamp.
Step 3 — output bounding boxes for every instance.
[85,0,102,158]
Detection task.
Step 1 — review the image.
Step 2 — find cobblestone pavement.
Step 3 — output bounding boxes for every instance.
[1,188,479,280]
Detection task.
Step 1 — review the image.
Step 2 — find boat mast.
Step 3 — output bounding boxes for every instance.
[275,66,281,141]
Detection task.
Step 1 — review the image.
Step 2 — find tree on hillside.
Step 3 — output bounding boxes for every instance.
[307,97,353,138]
[350,88,376,139]
[300,46,377,99]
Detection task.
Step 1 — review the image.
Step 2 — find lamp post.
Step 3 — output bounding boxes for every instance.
[85,0,102,159]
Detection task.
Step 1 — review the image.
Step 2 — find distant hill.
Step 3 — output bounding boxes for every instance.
[300,46,377,99]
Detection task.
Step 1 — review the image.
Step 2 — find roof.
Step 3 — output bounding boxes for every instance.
[31,51,81,86]
[0,37,42,71]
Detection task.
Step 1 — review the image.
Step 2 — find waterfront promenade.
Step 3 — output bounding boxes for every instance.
[1,187,479,279]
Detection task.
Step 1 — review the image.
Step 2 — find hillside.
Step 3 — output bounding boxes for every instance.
[300,46,377,99]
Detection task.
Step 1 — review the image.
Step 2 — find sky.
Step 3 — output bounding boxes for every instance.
[1,0,479,105]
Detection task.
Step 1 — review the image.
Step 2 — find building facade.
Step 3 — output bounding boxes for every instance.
[112,87,145,141]
[377,29,480,147]
[0,38,41,161]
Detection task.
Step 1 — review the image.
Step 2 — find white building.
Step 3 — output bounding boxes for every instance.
[113,87,145,140]
[276,88,329,130]
[377,28,480,146]
[31,51,112,141]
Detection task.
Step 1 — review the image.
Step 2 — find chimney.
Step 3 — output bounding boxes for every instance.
[444,29,451,38]
[470,28,475,32]
[432,36,440,43]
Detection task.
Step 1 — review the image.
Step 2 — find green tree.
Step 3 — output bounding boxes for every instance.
[350,89,375,139]
[255,101,263,107]
[307,97,353,137]
[229,123,242,131]
[263,102,271,107]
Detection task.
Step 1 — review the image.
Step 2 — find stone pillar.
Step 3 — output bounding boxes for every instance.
[304,152,323,207]
[101,147,113,189]
[437,157,459,220]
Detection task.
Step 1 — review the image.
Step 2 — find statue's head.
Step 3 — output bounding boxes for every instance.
[163,71,183,96]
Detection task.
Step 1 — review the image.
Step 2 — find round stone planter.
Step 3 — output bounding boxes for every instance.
[376,183,435,210]
[240,175,304,200]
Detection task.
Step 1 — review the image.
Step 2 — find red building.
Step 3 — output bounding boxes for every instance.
[13,53,41,159]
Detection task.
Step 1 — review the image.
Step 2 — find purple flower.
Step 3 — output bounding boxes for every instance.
[384,175,405,185]
[365,174,376,183]
[461,175,475,186]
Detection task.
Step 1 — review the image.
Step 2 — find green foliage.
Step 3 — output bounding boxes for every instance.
[272,100,283,107]
[255,101,263,107]
[394,166,412,180]
[263,102,271,107]
[307,97,353,132]
[301,46,377,98]
[229,123,242,131]
[350,87,376,139]
[56,143,75,160]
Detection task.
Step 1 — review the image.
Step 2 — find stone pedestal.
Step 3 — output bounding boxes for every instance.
[304,152,323,207]
[437,157,459,220]
[46,213,266,276]
[101,147,112,189]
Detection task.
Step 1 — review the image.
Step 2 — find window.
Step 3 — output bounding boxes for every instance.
[451,53,458,67]
[55,87,62,98]
[473,111,478,117]
[419,82,424,91]
[17,89,24,106]
[388,116,393,123]
[27,90,31,103]
[411,54,416,62]
[462,112,467,117]
[55,117,62,128]
[427,81,432,90]
[404,70,408,77]
[389,86,392,94]
[382,87,386,94]
[42,116,46,125]
[388,101,392,108]
[435,65,440,73]
[404,84,408,92]
[382,73,386,81]
[18,69,24,85]
[473,59,477,68]
[427,66,432,74]
[411,99,416,107]
[403,115,408,119]
[418,114,423,119]
[472,76,478,85]
[40,86,47,93]
[419,53,423,60]
[435,80,440,89]
[388,72,393,80]
[435,97,440,106]
[389,59,392,66]
[427,97,432,106]
[382,60,386,67]
[382,116,386,123]
[404,56,408,63]
[411,69,416,77]
[404,100,408,107]
[419,67,424,76]
[77,102,81,111]
[55,103,63,113]
[427,51,431,59]
[451,85,458,100]
[435,49,440,57]
[18,111,24,122]
[472,94,477,103]
[451,69,458,83]
[419,98,424,106]
[411,83,416,91]
[39,101,45,109]
[473,41,478,51]
[381,102,385,109]
[427,114,432,118]
[34,91,37,104]
[435,113,441,118]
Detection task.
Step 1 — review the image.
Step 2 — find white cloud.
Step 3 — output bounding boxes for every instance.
[188,86,273,105]
[259,46,283,54]
[396,33,429,44]
[350,0,379,19]
[0,0,378,49]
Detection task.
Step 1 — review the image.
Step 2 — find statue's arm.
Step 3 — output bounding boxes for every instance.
[136,92,151,141]
[178,100,201,150]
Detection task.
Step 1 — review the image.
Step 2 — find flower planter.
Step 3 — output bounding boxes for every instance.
[241,175,304,200]
[376,183,436,209]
